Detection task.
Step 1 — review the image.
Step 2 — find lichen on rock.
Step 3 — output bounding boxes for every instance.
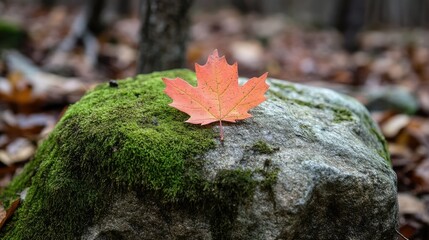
[0,69,397,240]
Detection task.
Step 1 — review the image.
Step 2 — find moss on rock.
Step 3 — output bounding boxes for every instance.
[332,107,354,123]
[362,114,391,163]
[269,90,354,124]
[271,82,304,94]
[0,70,218,238]
[251,140,279,154]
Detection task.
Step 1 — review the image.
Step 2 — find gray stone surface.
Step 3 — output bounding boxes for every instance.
[84,78,398,240]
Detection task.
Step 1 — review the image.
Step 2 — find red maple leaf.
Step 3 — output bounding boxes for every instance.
[163,50,269,140]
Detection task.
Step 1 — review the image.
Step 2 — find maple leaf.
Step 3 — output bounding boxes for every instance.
[163,50,269,140]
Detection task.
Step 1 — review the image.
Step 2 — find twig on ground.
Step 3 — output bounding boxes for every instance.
[396,229,410,240]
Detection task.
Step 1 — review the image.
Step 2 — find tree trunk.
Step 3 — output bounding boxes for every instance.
[231,0,262,14]
[86,0,106,34]
[40,0,56,8]
[115,0,132,17]
[137,0,193,74]
[334,0,365,52]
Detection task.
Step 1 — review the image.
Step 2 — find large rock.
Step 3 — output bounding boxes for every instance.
[0,69,397,240]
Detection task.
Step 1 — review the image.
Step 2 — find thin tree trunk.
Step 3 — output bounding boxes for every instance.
[334,0,365,52]
[116,0,132,17]
[231,0,262,14]
[137,0,193,74]
[87,0,106,34]
[40,0,56,8]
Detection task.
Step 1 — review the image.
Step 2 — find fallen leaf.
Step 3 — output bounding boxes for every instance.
[5,51,87,100]
[0,135,9,149]
[1,110,57,139]
[0,198,20,230]
[0,138,35,166]
[0,207,5,225]
[230,40,265,69]
[389,143,413,167]
[0,71,36,108]
[398,193,427,215]
[0,174,13,189]
[417,84,429,114]
[413,159,429,193]
[399,222,419,239]
[381,114,410,138]
[163,50,269,140]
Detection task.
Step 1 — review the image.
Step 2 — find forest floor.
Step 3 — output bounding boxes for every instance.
[0,3,429,239]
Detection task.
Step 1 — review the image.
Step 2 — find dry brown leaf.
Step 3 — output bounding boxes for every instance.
[381,114,410,138]
[0,138,35,166]
[398,193,427,215]
[0,198,20,230]
[389,143,413,167]
[0,72,38,108]
[413,159,429,193]
[417,85,429,114]
[230,40,265,69]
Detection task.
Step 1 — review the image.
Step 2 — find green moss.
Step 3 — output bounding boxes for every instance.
[271,90,353,123]
[271,91,323,109]
[0,69,205,239]
[270,91,322,109]
[377,149,390,163]
[362,115,391,164]
[293,99,325,109]
[209,169,257,238]
[298,124,317,142]
[254,159,280,211]
[252,140,278,154]
[259,167,280,190]
[272,82,304,94]
[207,166,280,238]
[332,108,354,123]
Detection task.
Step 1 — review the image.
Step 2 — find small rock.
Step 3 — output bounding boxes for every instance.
[366,86,419,114]
[109,80,118,88]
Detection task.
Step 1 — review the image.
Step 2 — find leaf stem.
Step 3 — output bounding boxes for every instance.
[219,120,224,141]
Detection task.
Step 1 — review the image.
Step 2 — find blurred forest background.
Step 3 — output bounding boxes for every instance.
[0,0,429,239]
